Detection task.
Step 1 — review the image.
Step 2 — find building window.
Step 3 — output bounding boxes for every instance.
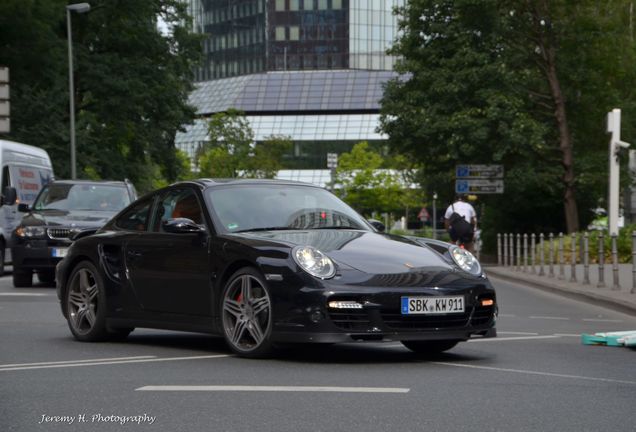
[276,26,286,41]
[332,0,342,9]
[276,0,285,11]
[290,0,299,11]
[302,0,314,10]
[290,26,299,41]
[318,0,328,10]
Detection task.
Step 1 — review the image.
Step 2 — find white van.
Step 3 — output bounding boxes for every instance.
[0,139,54,274]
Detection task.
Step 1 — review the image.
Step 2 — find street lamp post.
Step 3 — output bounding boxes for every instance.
[66,2,90,180]
[432,192,438,239]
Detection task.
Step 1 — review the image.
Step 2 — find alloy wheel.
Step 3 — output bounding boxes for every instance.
[222,273,272,353]
[67,268,99,335]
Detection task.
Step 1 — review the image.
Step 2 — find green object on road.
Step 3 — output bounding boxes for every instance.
[581,330,636,347]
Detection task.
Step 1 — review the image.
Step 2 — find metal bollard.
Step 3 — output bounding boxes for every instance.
[503,234,508,267]
[509,233,514,268]
[598,232,605,288]
[632,231,636,294]
[583,232,590,285]
[570,232,577,283]
[539,233,545,276]
[531,233,536,274]
[611,234,620,290]
[516,233,521,271]
[497,233,502,266]
[548,233,555,278]
[523,233,528,273]
[558,232,565,280]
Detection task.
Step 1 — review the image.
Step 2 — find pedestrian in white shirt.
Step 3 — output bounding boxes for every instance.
[444,195,477,252]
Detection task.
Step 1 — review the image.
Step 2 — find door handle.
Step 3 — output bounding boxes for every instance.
[126,250,143,258]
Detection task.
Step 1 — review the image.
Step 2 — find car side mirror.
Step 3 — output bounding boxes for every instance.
[368,219,385,233]
[163,218,205,234]
[2,186,17,207]
[17,203,30,212]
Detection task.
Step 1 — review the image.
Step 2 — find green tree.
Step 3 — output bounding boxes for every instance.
[198,110,292,179]
[333,142,422,217]
[0,0,202,192]
[381,0,636,236]
[244,135,293,179]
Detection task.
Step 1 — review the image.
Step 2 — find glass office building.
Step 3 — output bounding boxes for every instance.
[177,0,404,170]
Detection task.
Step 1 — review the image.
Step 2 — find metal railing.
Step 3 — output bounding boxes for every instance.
[496,231,636,294]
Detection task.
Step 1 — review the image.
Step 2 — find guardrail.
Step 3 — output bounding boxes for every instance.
[496,232,636,294]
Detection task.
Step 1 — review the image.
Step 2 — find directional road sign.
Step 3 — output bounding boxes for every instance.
[455,164,503,179]
[327,153,338,169]
[455,179,504,194]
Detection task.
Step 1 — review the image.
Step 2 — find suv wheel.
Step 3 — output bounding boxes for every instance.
[13,267,33,288]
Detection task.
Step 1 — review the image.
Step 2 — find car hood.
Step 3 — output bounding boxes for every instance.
[20,209,116,229]
[234,230,453,274]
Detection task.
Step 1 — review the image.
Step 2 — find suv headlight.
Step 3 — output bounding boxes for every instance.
[293,246,336,279]
[449,246,482,276]
[15,226,47,239]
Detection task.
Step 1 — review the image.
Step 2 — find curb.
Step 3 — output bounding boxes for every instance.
[485,267,636,317]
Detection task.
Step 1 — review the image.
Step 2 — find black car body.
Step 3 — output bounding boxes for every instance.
[12,180,137,287]
[56,179,496,357]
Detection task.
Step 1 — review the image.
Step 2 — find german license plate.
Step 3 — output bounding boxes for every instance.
[51,248,68,258]
[401,296,464,315]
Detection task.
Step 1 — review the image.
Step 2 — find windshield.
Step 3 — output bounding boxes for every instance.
[33,184,131,212]
[207,185,370,233]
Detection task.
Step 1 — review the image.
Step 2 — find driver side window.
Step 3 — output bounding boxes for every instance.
[151,189,204,232]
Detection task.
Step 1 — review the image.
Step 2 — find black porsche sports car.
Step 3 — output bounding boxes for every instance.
[56,179,497,358]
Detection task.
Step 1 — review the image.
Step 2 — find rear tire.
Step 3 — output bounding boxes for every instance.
[37,270,56,285]
[401,340,459,355]
[13,267,33,288]
[0,241,5,277]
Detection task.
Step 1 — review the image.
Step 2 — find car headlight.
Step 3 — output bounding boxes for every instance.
[293,246,336,279]
[449,246,482,276]
[15,226,47,238]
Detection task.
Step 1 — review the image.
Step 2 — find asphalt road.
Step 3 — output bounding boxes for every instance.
[1,272,635,432]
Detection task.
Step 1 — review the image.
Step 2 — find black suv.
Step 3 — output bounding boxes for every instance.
[11,180,137,287]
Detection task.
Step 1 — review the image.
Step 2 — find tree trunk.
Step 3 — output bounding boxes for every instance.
[536,2,580,233]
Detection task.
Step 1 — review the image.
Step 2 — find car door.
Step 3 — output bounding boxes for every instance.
[125,187,211,316]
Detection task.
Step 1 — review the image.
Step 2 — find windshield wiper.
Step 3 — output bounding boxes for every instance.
[233,227,291,233]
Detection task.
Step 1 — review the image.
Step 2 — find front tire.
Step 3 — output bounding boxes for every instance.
[221,268,274,358]
[65,261,108,342]
[401,340,459,355]
[13,267,33,288]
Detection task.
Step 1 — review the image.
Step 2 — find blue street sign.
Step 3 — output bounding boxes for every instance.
[455,180,469,193]
[456,166,469,178]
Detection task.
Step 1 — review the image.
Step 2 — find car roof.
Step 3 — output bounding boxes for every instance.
[171,178,323,189]
[48,179,129,186]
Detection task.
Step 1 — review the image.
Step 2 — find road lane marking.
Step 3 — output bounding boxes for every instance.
[554,333,582,337]
[468,335,559,343]
[498,314,516,318]
[0,292,53,297]
[499,331,539,335]
[136,385,410,393]
[0,354,229,372]
[529,316,570,321]
[582,318,623,323]
[432,362,636,386]
[0,356,155,368]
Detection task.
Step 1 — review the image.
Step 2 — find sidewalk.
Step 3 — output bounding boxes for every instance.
[485,264,636,316]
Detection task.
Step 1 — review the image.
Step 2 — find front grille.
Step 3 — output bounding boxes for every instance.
[327,310,371,331]
[47,228,73,240]
[381,311,471,330]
